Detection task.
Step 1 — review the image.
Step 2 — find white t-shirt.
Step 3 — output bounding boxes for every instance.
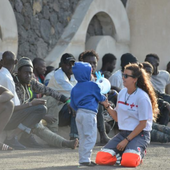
[44,70,55,86]
[115,88,153,131]
[109,70,124,89]
[48,68,77,98]
[151,70,170,93]
[0,67,20,106]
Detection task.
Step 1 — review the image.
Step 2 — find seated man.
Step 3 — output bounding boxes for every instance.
[109,53,138,92]
[32,58,47,98]
[14,56,78,149]
[47,53,78,139]
[0,51,46,150]
[1,51,78,149]
[99,53,117,79]
[145,53,170,93]
[0,85,14,150]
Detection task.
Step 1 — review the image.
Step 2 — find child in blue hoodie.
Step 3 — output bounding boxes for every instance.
[70,62,107,166]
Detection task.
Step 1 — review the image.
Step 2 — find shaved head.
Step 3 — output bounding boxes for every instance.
[2,51,17,73]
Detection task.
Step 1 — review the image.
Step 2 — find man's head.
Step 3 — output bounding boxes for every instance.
[60,53,76,77]
[17,57,33,85]
[145,53,159,75]
[142,62,153,76]
[32,58,46,77]
[102,53,117,73]
[80,50,99,74]
[2,51,17,73]
[120,53,138,72]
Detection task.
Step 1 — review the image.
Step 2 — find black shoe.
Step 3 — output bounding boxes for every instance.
[19,134,42,148]
[5,136,26,150]
[79,161,96,167]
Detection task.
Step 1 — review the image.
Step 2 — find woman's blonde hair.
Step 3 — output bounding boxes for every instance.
[125,63,159,121]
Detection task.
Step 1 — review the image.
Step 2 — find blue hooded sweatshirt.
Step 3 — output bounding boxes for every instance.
[70,62,106,113]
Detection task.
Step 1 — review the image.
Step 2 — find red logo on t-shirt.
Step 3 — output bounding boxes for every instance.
[130,103,135,109]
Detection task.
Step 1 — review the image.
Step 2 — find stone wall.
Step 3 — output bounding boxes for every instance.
[9,0,126,61]
[9,0,80,60]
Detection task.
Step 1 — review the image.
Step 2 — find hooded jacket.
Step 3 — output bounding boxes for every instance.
[70,62,106,113]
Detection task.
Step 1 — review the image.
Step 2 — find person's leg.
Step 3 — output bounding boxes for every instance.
[76,110,84,163]
[0,100,14,133]
[4,105,46,149]
[151,123,170,142]
[96,132,123,165]
[33,123,78,149]
[97,104,110,144]
[152,122,170,135]
[5,105,46,131]
[121,131,150,167]
[77,109,97,164]
[156,107,169,125]
[45,96,63,133]
[59,104,78,139]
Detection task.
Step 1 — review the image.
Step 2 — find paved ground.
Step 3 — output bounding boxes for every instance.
[0,142,170,170]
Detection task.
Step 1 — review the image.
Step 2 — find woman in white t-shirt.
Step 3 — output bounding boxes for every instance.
[96,63,159,167]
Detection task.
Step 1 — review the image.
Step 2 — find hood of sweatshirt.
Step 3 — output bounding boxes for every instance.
[72,62,91,82]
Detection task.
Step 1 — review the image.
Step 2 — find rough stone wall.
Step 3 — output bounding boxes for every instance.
[9,0,126,61]
[9,0,80,60]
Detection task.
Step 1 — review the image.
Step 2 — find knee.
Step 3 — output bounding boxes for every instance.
[95,149,117,165]
[3,100,14,116]
[36,105,47,116]
[121,150,141,167]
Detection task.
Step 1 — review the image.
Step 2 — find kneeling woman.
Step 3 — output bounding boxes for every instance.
[96,63,158,167]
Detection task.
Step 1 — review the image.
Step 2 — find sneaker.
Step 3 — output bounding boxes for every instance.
[5,136,26,150]
[19,134,42,148]
[79,161,96,167]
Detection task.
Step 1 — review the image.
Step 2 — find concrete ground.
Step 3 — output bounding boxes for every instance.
[0,142,170,170]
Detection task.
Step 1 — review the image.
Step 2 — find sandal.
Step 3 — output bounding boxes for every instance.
[0,143,13,151]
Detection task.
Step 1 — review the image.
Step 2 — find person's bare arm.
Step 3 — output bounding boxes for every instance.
[0,86,14,103]
[101,100,118,121]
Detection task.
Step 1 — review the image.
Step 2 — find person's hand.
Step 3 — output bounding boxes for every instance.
[31,98,47,106]
[101,99,110,108]
[66,103,72,114]
[116,139,128,151]
[43,115,57,124]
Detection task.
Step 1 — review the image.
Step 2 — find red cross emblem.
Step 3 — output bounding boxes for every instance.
[130,103,135,109]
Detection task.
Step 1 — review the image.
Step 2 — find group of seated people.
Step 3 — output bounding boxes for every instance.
[0,50,170,166]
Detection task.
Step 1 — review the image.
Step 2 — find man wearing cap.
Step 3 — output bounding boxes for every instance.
[46,53,78,139]
[13,56,78,149]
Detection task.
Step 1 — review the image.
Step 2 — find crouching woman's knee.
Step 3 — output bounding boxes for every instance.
[121,150,142,167]
[95,149,117,165]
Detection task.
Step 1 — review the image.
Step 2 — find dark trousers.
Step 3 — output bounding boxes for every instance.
[59,104,78,138]
[5,105,46,130]
[97,104,105,133]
